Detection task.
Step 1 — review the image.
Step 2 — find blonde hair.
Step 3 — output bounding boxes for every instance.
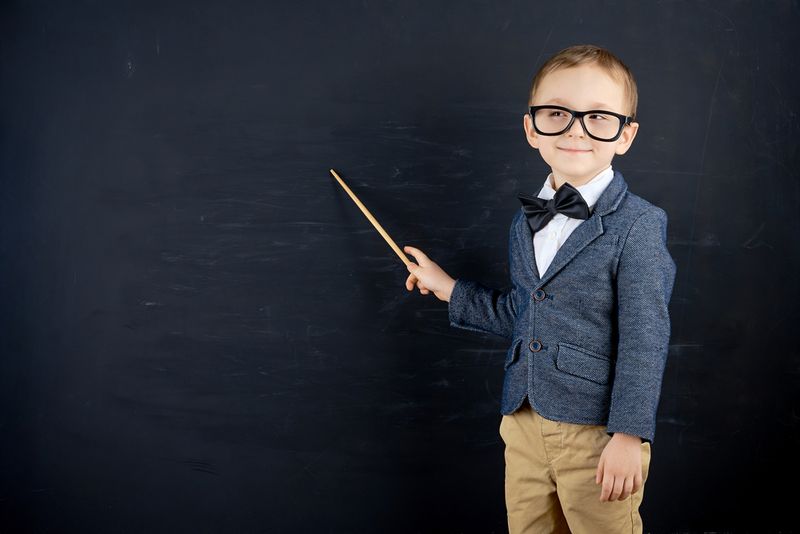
[528,44,638,120]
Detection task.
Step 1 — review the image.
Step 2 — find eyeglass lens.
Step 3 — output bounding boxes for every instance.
[533,107,622,140]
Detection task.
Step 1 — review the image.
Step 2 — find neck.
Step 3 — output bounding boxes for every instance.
[550,175,578,190]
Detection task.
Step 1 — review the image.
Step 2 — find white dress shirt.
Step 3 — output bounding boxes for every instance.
[533,165,615,277]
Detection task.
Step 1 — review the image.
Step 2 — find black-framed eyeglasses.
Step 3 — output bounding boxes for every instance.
[529,105,634,142]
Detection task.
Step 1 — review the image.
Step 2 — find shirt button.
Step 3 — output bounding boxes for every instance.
[529,339,542,352]
[533,289,546,301]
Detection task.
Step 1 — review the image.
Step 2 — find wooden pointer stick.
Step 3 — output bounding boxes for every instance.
[329,168,412,266]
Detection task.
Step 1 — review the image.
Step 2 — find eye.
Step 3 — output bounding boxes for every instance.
[587,113,608,120]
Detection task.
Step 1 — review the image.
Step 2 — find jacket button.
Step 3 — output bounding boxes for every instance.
[529,339,542,352]
[533,289,546,301]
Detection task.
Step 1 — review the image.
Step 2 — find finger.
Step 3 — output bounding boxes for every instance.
[620,476,634,500]
[406,273,418,291]
[406,263,420,283]
[610,476,624,501]
[601,476,614,502]
[632,468,643,494]
[403,245,429,265]
[596,462,604,485]
[416,280,428,291]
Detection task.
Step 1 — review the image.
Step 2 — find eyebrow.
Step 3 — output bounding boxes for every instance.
[544,98,616,109]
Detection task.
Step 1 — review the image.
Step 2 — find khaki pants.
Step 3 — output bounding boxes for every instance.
[499,399,652,533]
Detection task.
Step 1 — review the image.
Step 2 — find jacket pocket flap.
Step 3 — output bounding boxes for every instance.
[556,342,612,384]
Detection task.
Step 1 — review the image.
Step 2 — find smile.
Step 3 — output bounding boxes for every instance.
[558,147,592,153]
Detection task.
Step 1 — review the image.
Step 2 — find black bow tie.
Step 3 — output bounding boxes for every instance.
[518,182,591,235]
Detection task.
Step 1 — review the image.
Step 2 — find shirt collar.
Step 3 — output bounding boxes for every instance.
[538,165,615,210]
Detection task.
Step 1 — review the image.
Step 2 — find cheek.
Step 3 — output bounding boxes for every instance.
[536,138,558,154]
[536,142,560,165]
[594,145,617,159]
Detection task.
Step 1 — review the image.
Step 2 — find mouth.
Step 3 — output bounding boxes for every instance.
[558,147,592,153]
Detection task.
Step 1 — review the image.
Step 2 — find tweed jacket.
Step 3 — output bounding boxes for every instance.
[447,170,677,444]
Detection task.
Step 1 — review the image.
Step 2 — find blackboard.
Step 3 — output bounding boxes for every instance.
[1,1,798,532]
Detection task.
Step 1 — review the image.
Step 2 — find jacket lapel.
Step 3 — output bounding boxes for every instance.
[514,170,629,289]
[514,208,540,281]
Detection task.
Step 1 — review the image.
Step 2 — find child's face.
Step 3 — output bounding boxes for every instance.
[523,63,639,186]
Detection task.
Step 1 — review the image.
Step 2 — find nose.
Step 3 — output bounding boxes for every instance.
[566,117,585,137]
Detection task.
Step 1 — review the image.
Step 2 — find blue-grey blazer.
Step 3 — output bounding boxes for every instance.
[447,170,677,444]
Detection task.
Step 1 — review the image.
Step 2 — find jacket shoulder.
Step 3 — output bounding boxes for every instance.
[611,190,669,229]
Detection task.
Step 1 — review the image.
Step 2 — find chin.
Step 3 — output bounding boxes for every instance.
[552,164,603,182]
[552,162,595,176]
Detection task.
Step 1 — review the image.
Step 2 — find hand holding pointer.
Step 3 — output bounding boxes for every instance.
[403,245,457,303]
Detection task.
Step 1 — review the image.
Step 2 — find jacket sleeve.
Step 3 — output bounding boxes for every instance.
[446,215,519,341]
[606,207,677,445]
[447,279,518,340]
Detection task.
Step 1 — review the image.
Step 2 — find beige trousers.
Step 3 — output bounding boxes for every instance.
[499,399,652,534]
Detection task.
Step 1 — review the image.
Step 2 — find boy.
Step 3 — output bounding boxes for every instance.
[402,44,677,533]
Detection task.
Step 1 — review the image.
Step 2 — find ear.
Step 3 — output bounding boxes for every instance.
[524,113,539,150]
[614,121,639,155]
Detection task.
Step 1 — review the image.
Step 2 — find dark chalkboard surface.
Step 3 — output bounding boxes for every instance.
[2,1,798,532]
